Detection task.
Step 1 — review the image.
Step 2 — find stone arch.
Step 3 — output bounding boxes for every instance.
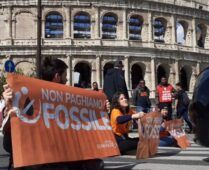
[13,10,36,19]
[15,11,36,39]
[179,65,192,91]
[45,11,64,38]
[103,61,114,78]
[131,63,146,89]
[176,20,188,45]
[43,9,66,21]
[196,23,207,48]
[74,62,91,88]
[101,12,118,39]
[153,17,167,43]
[73,11,91,39]
[157,64,170,84]
[15,61,35,76]
[128,14,144,40]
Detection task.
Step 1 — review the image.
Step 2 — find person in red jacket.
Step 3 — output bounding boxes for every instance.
[156,77,175,120]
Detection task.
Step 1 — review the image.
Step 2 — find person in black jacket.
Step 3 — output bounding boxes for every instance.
[175,82,193,133]
[132,79,151,113]
[103,60,129,102]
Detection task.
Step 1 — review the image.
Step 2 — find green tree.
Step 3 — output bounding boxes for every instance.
[0,68,36,96]
[0,74,6,96]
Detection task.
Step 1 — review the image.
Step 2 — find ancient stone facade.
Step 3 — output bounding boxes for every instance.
[0,0,209,98]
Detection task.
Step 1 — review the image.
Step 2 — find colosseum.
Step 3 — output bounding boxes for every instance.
[0,0,209,98]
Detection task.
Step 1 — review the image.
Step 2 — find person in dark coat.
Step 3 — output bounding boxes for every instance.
[132,79,151,113]
[175,82,193,133]
[103,60,129,102]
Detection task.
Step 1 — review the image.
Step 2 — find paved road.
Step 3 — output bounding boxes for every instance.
[0,132,9,170]
[0,133,209,170]
[104,135,209,170]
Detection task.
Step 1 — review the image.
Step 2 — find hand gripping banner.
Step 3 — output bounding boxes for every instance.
[164,119,190,149]
[7,74,119,168]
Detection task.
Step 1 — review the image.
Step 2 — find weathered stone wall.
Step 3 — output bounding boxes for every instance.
[0,0,209,98]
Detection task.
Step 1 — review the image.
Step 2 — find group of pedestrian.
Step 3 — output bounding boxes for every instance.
[132,76,191,125]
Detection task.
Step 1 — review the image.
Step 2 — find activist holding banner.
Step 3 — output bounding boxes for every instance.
[110,91,145,154]
[159,106,175,147]
[2,57,118,170]
[164,119,190,149]
[159,106,190,148]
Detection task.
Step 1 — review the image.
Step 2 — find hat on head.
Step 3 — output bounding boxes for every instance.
[114,60,124,68]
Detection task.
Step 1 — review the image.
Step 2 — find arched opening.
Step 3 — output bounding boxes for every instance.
[15,61,35,76]
[16,12,36,39]
[103,62,114,78]
[157,64,169,84]
[74,12,91,39]
[74,62,91,88]
[131,64,144,89]
[102,13,117,39]
[45,12,63,38]
[129,15,143,40]
[196,24,207,48]
[179,66,192,91]
[154,18,167,43]
[176,21,188,45]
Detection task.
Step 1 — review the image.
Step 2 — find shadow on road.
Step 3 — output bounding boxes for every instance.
[155,150,181,157]
[203,157,209,163]
[0,154,9,158]
[104,163,138,170]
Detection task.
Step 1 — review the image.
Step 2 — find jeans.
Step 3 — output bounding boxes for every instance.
[136,106,150,113]
[159,136,175,147]
[177,108,193,131]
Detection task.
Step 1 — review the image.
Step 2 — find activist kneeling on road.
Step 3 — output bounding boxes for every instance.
[110,91,145,154]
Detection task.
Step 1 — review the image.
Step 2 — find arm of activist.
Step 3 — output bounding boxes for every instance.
[0,84,16,133]
[116,111,145,124]
[2,84,14,117]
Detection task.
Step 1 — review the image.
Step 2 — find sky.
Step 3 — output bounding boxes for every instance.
[177,23,185,44]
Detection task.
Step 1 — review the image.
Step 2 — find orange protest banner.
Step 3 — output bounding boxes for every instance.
[164,119,190,149]
[7,74,120,168]
[136,112,162,159]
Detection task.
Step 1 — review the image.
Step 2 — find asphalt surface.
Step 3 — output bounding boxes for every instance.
[0,133,9,170]
[104,134,209,170]
[0,133,209,170]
